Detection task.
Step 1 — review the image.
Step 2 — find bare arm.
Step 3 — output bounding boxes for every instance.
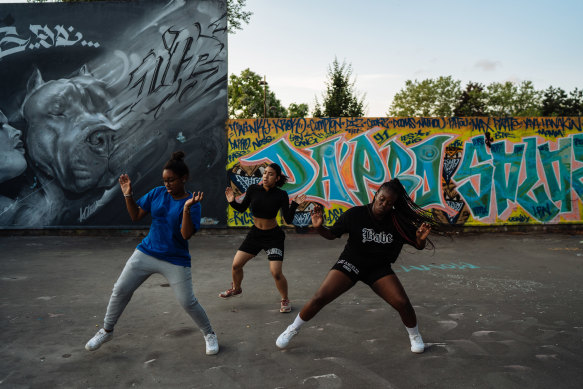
[226,186,251,213]
[311,205,338,240]
[119,174,147,222]
[181,192,203,240]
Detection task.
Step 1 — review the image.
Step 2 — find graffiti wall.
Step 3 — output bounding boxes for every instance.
[0,0,227,228]
[226,117,583,227]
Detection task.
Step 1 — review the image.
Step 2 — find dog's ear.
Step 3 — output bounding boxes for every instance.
[27,68,44,94]
[78,64,93,77]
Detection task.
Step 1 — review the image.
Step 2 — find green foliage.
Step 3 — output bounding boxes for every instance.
[484,81,540,116]
[313,58,366,117]
[541,86,583,116]
[388,76,461,117]
[454,82,487,116]
[226,0,252,34]
[390,77,563,117]
[228,68,287,119]
[287,103,309,118]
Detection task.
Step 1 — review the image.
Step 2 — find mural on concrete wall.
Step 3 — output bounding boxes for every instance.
[0,0,227,228]
[226,117,583,227]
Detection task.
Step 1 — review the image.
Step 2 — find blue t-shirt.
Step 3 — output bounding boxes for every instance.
[135,186,201,267]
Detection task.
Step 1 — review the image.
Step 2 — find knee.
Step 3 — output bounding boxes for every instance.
[179,295,199,310]
[392,296,412,312]
[111,282,132,299]
[270,269,283,281]
[232,262,244,272]
[310,291,330,309]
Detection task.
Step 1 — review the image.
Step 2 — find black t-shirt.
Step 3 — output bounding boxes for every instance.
[329,205,419,263]
[229,184,298,224]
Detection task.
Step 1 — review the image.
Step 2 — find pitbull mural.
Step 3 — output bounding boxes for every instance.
[7,67,122,226]
[0,0,228,228]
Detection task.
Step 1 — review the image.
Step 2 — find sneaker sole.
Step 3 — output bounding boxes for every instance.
[280,308,292,313]
[218,293,242,299]
[206,348,219,355]
[85,337,111,351]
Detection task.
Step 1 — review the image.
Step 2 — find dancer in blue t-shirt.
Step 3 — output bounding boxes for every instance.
[85,151,219,355]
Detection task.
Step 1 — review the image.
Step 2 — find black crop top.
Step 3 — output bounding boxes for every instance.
[229,184,299,224]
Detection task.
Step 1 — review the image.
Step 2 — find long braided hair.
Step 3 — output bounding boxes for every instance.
[377,178,451,249]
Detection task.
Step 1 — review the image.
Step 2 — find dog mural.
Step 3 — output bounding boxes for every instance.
[12,66,123,226]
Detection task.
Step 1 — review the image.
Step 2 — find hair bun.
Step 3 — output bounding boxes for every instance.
[171,150,185,161]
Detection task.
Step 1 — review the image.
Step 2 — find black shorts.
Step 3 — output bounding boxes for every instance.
[238,225,285,261]
[331,256,395,286]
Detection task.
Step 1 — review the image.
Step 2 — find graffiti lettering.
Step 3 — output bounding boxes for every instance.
[448,117,493,131]
[492,117,520,131]
[400,130,430,146]
[232,174,261,193]
[121,19,226,119]
[227,118,583,227]
[372,129,395,144]
[79,200,102,223]
[0,25,97,60]
[252,136,274,149]
[228,151,246,163]
[293,211,311,227]
[230,210,253,225]
[537,128,565,138]
[507,215,531,223]
[229,138,251,151]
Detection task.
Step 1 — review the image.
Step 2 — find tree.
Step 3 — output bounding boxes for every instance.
[565,88,583,116]
[388,76,461,117]
[313,58,366,117]
[541,86,583,116]
[512,81,541,116]
[27,0,252,34]
[541,86,568,116]
[228,69,287,119]
[287,103,309,118]
[226,0,252,34]
[484,81,541,116]
[454,82,487,116]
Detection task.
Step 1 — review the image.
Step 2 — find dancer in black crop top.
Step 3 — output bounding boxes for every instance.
[220,162,306,313]
[276,178,451,354]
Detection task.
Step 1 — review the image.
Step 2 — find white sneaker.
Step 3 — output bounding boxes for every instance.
[276,325,298,349]
[204,333,219,355]
[409,334,425,353]
[85,328,113,351]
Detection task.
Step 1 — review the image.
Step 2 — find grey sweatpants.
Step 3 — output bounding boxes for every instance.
[103,250,213,335]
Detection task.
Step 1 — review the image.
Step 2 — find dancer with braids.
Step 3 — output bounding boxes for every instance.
[85,151,219,355]
[220,162,306,313]
[276,178,449,353]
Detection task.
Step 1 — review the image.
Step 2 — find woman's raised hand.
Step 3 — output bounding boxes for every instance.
[225,187,235,203]
[310,205,324,228]
[294,193,307,204]
[185,191,204,208]
[416,222,432,241]
[119,174,132,196]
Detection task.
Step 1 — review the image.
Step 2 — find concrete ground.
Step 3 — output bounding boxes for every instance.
[1,231,582,389]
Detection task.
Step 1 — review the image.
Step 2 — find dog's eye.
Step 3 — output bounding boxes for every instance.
[86,131,105,146]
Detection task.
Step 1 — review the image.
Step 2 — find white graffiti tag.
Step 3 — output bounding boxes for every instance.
[0,25,99,60]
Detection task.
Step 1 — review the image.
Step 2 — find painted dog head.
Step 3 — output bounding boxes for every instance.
[22,66,120,193]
